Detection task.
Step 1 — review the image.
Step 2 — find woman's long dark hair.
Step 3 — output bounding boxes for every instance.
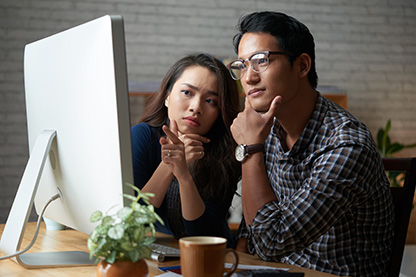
[139,53,241,201]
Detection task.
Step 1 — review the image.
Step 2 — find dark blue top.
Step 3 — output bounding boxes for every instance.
[131,122,236,247]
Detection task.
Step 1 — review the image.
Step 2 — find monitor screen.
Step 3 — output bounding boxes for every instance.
[0,15,134,268]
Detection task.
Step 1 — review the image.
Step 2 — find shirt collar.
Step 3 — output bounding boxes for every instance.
[271,92,327,155]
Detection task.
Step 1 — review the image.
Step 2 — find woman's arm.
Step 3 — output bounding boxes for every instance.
[161,123,206,220]
[140,162,174,207]
[131,123,174,207]
[182,190,235,238]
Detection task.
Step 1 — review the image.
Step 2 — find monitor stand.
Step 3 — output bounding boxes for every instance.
[0,130,95,268]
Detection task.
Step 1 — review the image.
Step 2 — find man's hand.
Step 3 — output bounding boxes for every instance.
[231,96,281,145]
[231,96,281,225]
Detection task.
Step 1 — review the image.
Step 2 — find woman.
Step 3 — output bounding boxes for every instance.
[131,53,241,247]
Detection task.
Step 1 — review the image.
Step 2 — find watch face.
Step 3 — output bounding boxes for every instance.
[235,144,246,162]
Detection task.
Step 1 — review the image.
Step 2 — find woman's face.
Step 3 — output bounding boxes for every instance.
[165,65,220,135]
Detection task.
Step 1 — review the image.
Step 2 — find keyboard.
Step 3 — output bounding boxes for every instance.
[150,242,180,262]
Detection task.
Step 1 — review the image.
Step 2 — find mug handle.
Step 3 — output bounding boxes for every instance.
[224,248,239,277]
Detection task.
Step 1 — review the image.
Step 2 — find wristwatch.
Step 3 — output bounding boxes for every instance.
[235,144,264,162]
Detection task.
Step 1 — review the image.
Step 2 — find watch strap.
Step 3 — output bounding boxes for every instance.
[245,144,264,155]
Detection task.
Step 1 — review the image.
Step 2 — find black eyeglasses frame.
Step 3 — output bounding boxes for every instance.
[226,51,294,80]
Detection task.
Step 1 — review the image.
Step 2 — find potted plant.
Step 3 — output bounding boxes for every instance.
[87,183,164,277]
[376,119,416,187]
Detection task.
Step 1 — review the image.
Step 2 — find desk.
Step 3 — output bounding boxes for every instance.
[0,222,339,276]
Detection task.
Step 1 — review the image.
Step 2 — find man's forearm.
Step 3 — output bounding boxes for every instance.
[236,238,249,253]
[241,152,277,225]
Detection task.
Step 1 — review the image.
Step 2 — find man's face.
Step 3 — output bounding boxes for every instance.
[238,32,299,113]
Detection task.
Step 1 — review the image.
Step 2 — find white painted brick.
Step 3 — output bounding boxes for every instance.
[1,0,416,223]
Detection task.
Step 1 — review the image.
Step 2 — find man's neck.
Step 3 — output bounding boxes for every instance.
[277,87,318,151]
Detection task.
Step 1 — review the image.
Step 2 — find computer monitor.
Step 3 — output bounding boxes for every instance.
[0,15,134,268]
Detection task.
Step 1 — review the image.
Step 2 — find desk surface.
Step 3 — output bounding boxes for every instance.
[0,222,339,276]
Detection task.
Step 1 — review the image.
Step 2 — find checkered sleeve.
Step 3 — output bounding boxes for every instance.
[244,143,387,263]
[237,216,249,239]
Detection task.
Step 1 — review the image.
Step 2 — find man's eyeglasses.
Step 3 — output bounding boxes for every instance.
[226,51,291,80]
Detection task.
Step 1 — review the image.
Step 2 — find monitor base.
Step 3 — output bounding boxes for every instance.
[18,251,95,268]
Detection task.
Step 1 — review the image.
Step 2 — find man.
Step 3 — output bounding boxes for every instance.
[228,11,394,277]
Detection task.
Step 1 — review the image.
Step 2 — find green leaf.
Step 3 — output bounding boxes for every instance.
[87,238,97,252]
[117,207,133,221]
[89,230,100,243]
[126,182,139,193]
[141,236,156,245]
[129,248,140,263]
[96,237,108,250]
[386,143,404,156]
[120,240,134,251]
[153,212,164,225]
[90,211,103,223]
[101,216,115,226]
[381,120,391,156]
[95,224,111,236]
[376,129,384,152]
[108,224,124,240]
[142,192,155,198]
[404,143,416,149]
[106,250,117,264]
[134,216,152,224]
[123,194,137,202]
[140,197,151,205]
[89,250,95,261]
[385,119,391,134]
[139,245,153,260]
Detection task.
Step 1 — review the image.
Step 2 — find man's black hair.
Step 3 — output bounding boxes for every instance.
[233,11,318,88]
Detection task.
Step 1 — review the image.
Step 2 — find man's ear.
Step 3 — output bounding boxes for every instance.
[297,53,311,79]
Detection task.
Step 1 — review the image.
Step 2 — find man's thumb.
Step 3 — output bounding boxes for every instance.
[266,96,282,117]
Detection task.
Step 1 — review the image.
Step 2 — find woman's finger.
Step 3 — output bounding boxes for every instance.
[162,125,181,144]
[180,133,210,144]
[171,119,179,137]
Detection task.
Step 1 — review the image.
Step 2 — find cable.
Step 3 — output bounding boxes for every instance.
[0,193,61,260]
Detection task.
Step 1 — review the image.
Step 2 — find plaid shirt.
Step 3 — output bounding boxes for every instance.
[238,94,394,277]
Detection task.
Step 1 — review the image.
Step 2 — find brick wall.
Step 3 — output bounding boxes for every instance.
[1,0,416,223]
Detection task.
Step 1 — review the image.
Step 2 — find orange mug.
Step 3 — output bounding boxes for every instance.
[179,236,239,277]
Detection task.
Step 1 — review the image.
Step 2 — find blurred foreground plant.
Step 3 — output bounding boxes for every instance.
[87,183,164,264]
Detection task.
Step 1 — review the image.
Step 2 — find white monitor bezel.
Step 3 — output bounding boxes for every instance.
[0,15,134,268]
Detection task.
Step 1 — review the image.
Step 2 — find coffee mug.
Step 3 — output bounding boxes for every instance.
[179,236,239,277]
